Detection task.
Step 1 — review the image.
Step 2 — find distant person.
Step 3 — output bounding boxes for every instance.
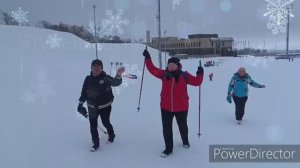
[209,72,214,81]
[226,67,265,125]
[143,49,204,157]
[77,59,125,152]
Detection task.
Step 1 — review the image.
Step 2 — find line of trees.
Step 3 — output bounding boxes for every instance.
[0,10,131,44]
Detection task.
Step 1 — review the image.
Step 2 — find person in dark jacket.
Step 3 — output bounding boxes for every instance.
[227,67,265,125]
[143,49,204,157]
[209,72,214,81]
[77,59,125,151]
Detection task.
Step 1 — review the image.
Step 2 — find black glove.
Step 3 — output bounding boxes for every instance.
[259,85,266,88]
[196,66,204,75]
[143,49,151,59]
[77,105,88,118]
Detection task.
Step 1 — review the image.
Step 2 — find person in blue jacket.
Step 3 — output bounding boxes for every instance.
[227,67,265,125]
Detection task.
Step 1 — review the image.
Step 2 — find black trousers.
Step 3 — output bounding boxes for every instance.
[88,106,114,146]
[161,109,189,151]
[232,96,248,121]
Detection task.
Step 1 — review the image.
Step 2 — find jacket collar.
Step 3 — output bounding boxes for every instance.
[234,72,249,79]
[90,71,107,78]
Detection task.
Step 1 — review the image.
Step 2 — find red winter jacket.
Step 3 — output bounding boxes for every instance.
[145,59,203,112]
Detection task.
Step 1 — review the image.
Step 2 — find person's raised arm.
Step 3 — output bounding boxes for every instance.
[143,49,165,79]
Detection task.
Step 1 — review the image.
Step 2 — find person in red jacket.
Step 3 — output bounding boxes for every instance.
[143,49,204,157]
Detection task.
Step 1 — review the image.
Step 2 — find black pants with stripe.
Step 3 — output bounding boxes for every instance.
[161,109,189,152]
[88,106,114,146]
[232,96,248,121]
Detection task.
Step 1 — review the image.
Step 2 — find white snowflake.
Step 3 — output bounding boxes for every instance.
[113,78,129,95]
[21,69,57,105]
[122,64,142,85]
[84,42,103,51]
[111,63,141,95]
[220,0,232,12]
[81,0,85,8]
[46,33,62,49]
[243,56,275,69]
[87,20,102,37]
[11,7,29,26]
[263,0,294,35]
[84,21,104,50]
[21,90,36,105]
[101,10,129,36]
[265,125,284,143]
[34,80,57,104]
[173,0,183,10]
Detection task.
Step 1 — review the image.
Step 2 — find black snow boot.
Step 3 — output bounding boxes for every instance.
[107,134,115,143]
[160,149,173,158]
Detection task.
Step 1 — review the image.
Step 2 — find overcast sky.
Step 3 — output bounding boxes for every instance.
[1,0,299,49]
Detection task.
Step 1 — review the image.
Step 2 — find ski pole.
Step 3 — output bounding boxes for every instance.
[197,60,202,138]
[110,62,113,75]
[137,46,147,112]
[116,62,119,72]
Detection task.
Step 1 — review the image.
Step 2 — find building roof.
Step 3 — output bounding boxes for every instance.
[211,37,234,41]
[188,34,218,39]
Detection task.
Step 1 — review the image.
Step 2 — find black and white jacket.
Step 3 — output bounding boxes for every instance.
[79,71,122,108]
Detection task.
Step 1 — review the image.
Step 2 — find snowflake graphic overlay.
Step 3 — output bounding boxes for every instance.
[11,7,29,26]
[84,43,103,51]
[46,33,62,49]
[87,20,102,37]
[84,21,103,50]
[122,64,142,85]
[110,64,141,95]
[263,0,294,35]
[21,90,36,105]
[243,56,275,69]
[101,10,129,36]
[81,0,85,8]
[21,80,56,105]
[173,0,183,10]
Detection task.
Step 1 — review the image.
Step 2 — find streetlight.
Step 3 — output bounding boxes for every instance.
[286,4,293,58]
[164,30,167,67]
[93,5,98,59]
[157,0,162,68]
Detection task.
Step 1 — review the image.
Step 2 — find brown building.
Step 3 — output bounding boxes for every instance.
[149,34,234,57]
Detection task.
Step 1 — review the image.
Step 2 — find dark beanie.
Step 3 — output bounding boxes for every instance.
[167,57,180,66]
[91,59,103,68]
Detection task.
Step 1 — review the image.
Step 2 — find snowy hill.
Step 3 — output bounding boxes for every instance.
[0,25,299,168]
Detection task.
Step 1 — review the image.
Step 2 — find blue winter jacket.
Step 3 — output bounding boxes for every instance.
[227,73,262,97]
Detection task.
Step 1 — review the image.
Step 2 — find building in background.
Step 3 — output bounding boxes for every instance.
[148,34,234,58]
[146,30,151,44]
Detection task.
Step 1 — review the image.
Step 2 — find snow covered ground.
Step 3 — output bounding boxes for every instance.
[0,25,299,168]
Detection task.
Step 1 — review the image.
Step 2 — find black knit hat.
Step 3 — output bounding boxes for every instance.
[167,57,180,66]
[91,59,103,68]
